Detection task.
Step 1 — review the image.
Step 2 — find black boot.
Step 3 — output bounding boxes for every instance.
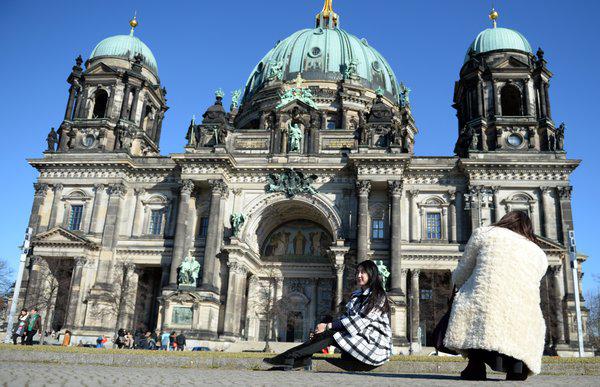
[506,362,529,381]
[460,357,487,381]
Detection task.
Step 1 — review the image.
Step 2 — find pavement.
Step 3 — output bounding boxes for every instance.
[1,362,599,386]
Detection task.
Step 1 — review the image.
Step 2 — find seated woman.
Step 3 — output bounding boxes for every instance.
[444,211,548,381]
[264,259,393,371]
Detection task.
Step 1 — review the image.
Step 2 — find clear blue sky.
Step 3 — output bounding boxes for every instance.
[1,0,598,293]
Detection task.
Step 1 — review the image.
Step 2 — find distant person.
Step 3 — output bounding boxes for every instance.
[62,330,71,346]
[24,308,41,345]
[160,331,170,351]
[264,260,392,370]
[12,309,28,345]
[176,332,186,351]
[444,211,548,381]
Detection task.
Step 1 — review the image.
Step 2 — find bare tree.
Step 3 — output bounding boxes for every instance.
[585,274,600,352]
[0,260,13,322]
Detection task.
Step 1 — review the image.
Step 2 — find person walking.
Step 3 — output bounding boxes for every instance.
[264,259,392,370]
[176,332,186,351]
[444,211,548,381]
[24,308,41,345]
[12,309,28,345]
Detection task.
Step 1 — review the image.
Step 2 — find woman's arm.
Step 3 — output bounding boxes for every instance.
[452,227,484,288]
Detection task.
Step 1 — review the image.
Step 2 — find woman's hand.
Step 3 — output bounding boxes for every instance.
[314,323,328,334]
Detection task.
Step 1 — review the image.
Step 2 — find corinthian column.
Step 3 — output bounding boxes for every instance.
[550,265,566,343]
[223,261,248,336]
[540,186,557,240]
[409,190,420,242]
[169,180,194,286]
[29,183,49,233]
[47,184,64,229]
[448,190,457,243]
[388,181,404,294]
[89,184,107,234]
[409,269,421,345]
[356,181,371,263]
[201,180,229,293]
[334,263,345,313]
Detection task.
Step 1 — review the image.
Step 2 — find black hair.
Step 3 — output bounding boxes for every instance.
[356,259,391,316]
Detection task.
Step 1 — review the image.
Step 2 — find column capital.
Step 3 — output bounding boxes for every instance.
[557,186,572,200]
[388,180,403,196]
[540,186,552,195]
[411,269,420,278]
[74,256,87,267]
[209,179,229,197]
[33,183,49,197]
[180,180,195,195]
[93,183,106,193]
[134,188,147,196]
[334,263,345,275]
[108,183,127,197]
[53,183,64,192]
[356,180,371,195]
[400,268,409,276]
[227,260,248,276]
[409,189,420,198]
[447,189,456,202]
[549,264,563,276]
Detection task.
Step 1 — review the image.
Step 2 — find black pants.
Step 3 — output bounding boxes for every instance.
[467,349,529,379]
[24,330,37,346]
[12,333,24,345]
[276,330,378,372]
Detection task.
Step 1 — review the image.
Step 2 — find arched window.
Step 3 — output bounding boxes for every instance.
[92,89,109,118]
[500,84,523,116]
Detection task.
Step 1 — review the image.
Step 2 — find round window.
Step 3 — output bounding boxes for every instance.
[372,61,382,72]
[309,47,322,57]
[507,134,523,148]
[83,134,95,148]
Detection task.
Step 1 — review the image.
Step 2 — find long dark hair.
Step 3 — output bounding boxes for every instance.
[492,210,538,244]
[356,260,391,316]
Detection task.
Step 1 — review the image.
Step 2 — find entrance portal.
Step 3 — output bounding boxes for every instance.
[286,311,304,342]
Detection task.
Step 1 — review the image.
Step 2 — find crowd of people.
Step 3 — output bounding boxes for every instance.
[107,329,186,351]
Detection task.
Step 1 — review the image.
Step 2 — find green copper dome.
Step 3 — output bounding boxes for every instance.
[244,27,400,101]
[90,34,158,75]
[465,27,532,63]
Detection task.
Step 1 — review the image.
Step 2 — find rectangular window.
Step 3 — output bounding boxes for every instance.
[371,219,384,240]
[426,213,442,240]
[68,205,83,231]
[420,289,433,300]
[199,217,209,237]
[149,209,163,235]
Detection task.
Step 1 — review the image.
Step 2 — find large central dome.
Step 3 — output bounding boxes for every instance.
[243,26,400,101]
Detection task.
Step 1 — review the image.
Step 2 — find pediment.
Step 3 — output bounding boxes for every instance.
[164,291,202,304]
[34,227,97,248]
[86,62,120,76]
[536,235,565,252]
[277,99,317,113]
[495,56,530,69]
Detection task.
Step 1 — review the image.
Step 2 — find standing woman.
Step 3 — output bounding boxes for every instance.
[264,259,393,370]
[444,211,548,381]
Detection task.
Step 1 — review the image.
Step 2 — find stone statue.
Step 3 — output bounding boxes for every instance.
[288,122,303,153]
[548,131,556,151]
[399,82,411,107]
[374,260,390,290]
[178,254,201,287]
[268,60,284,81]
[230,213,245,237]
[344,59,359,80]
[185,117,197,147]
[66,127,77,149]
[266,169,318,197]
[46,127,58,152]
[556,123,565,151]
[468,126,478,150]
[358,112,369,145]
[216,126,228,145]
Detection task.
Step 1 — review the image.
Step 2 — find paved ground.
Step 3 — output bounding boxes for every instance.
[0,362,598,386]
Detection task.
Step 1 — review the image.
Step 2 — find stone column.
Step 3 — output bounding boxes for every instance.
[530,199,541,235]
[544,83,552,119]
[550,265,566,344]
[64,256,86,329]
[310,278,319,328]
[223,261,248,336]
[64,85,77,120]
[557,186,574,247]
[129,88,141,122]
[356,181,371,263]
[388,181,403,294]
[47,184,64,229]
[448,191,457,243]
[131,188,146,237]
[523,79,531,116]
[409,190,420,242]
[492,81,501,116]
[201,180,229,293]
[455,190,465,242]
[492,187,502,222]
[245,275,258,340]
[29,183,49,233]
[409,269,420,344]
[540,187,557,240]
[120,83,131,119]
[334,263,345,313]
[476,78,484,117]
[117,263,140,330]
[169,180,194,286]
[89,184,107,234]
[97,184,127,284]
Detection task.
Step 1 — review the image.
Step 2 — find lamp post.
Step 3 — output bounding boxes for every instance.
[4,227,32,344]
[567,229,585,357]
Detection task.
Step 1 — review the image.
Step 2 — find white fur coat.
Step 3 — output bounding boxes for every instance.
[444,226,548,374]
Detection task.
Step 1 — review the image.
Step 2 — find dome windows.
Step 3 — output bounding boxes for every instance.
[91,89,109,119]
[309,47,322,58]
[372,61,382,72]
[501,84,524,116]
[507,133,524,148]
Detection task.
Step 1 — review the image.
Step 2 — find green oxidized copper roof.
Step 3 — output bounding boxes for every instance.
[465,27,532,63]
[90,34,158,75]
[243,27,400,101]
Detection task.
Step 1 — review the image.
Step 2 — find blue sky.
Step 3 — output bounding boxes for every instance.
[1,0,598,293]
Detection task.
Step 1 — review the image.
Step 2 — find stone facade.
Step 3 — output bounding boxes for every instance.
[18,6,590,356]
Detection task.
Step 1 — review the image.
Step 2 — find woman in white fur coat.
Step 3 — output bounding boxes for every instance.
[444,211,548,381]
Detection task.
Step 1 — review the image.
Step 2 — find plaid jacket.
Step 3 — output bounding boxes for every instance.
[333,288,393,366]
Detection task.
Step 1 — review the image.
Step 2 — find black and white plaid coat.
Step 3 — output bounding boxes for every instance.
[333,288,393,366]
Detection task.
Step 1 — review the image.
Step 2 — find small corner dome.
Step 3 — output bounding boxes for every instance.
[464,27,532,63]
[90,34,158,75]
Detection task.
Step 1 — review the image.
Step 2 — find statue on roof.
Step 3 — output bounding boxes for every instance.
[399,82,411,108]
[46,127,58,152]
[268,60,284,81]
[178,254,201,287]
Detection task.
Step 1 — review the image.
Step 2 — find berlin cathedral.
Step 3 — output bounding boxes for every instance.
[19,1,590,355]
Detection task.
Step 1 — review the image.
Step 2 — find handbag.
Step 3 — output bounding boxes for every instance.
[432,286,458,355]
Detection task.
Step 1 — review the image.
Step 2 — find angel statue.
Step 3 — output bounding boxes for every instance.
[374,260,391,290]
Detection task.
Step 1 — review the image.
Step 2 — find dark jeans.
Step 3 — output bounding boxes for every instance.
[24,330,37,346]
[275,330,378,372]
[467,349,530,379]
[12,333,24,345]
